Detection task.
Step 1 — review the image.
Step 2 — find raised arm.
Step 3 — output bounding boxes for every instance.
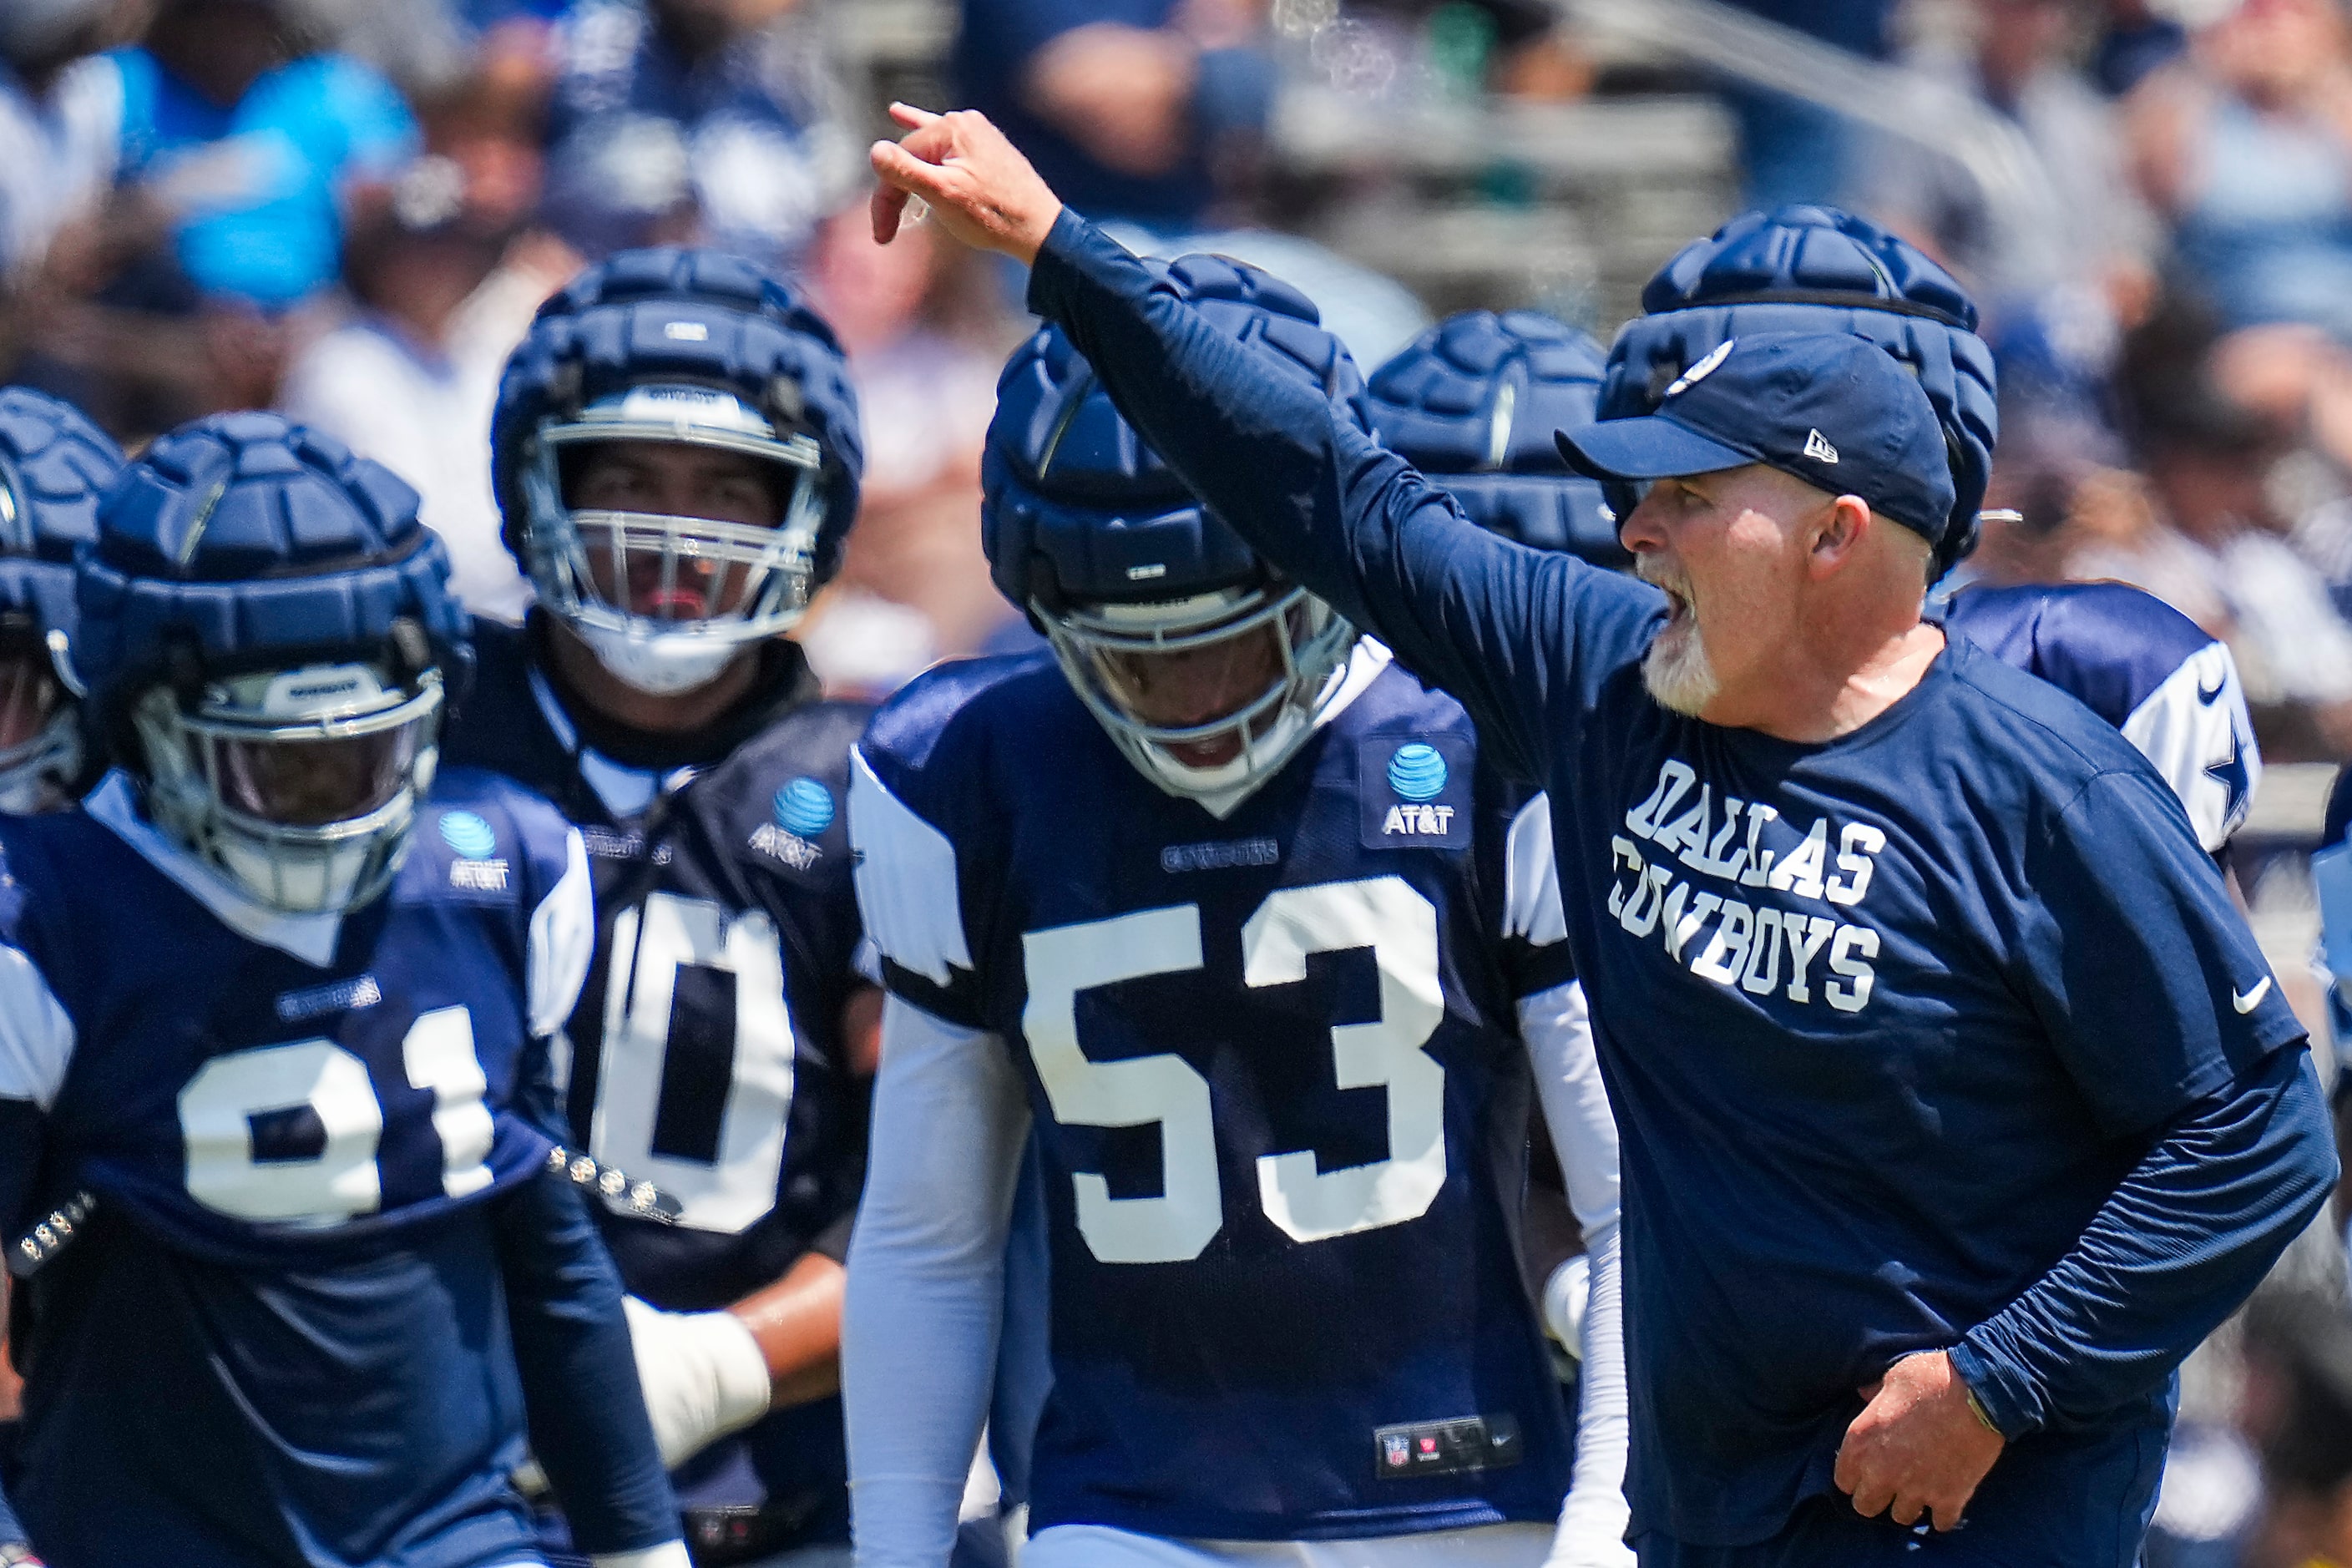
[868,106,1661,781]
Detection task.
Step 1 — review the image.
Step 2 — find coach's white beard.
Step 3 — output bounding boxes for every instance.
[1638,559,1720,716]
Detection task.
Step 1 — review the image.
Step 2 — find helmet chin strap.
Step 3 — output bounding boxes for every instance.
[576,620,748,695]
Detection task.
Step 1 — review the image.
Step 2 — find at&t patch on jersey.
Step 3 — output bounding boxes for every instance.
[441,809,512,893]
[749,777,837,870]
[1362,736,1473,848]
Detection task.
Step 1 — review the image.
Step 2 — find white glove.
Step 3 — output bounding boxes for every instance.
[1542,1254,1591,1359]
[590,1545,693,1568]
[620,1294,775,1471]
[513,1294,773,1495]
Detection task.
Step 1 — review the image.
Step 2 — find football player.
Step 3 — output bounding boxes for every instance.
[0,413,687,1567]
[844,258,1632,1567]
[1587,206,2259,855]
[0,387,121,1464]
[0,388,123,812]
[443,248,875,1565]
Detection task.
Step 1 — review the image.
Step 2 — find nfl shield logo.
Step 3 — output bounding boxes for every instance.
[1382,1434,1409,1468]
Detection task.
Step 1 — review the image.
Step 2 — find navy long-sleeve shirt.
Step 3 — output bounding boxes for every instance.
[1023,210,2338,1554]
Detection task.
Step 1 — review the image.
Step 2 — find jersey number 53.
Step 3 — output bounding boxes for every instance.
[1023,875,1444,1265]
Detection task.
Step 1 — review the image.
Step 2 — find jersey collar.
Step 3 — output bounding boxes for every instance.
[83,771,347,967]
[525,665,696,818]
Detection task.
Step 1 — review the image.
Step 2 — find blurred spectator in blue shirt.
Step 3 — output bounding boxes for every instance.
[950,0,1277,231]
[541,0,857,271]
[2128,0,2352,340]
[1717,0,1898,208]
[102,0,417,309]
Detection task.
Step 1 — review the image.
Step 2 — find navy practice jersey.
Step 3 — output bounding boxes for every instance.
[1022,212,2325,1555]
[0,766,665,1567]
[1940,581,2258,851]
[442,619,872,1534]
[853,645,1581,1543]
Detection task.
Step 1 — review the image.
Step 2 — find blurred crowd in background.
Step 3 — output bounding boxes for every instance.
[1,0,2349,1562]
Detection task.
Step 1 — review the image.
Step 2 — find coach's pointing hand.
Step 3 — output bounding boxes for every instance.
[869,104,1063,264]
[1834,1349,2005,1531]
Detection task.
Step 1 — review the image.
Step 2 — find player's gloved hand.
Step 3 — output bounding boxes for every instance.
[513,1296,771,1494]
[1542,1254,1591,1361]
[618,1294,773,1471]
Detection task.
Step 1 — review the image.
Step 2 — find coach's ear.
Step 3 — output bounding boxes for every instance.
[1804,493,1876,580]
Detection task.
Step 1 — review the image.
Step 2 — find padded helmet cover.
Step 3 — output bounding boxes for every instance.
[1602,206,1997,573]
[77,412,468,746]
[984,253,1371,613]
[1368,309,1621,564]
[0,387,123,638]
[489,246,865,586]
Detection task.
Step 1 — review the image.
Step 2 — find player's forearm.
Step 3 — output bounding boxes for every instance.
[1951,1046,2338,1436]
[729,1249,844,1409]
[1519,982,1631,1559]
[845,998,1030,1565]
[1554,1222,1630,1560]
[490,1171,682,1556]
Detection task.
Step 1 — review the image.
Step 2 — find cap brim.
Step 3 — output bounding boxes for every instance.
[1554,416,1756,483]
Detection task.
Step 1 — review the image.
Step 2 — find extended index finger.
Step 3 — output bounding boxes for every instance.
[889,101,943,129]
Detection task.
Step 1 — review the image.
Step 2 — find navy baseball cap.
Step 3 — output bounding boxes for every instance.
[1555,331,1957,545]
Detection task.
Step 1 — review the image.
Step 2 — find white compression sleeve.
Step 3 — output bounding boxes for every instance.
[1519,980,1631,1566]
[844,994,1034,1568]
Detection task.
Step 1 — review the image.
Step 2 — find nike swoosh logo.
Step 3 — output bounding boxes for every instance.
[2232,977,2273,1014]
[2197,670,2227,704]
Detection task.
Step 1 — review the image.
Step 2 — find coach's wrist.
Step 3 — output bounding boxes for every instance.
[1024,206,1101,315]
[1946,1338,2040,1440]
[0,1541,44,1567]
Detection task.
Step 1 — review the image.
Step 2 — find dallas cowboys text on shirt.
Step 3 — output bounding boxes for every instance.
[1608,758,1884,1013]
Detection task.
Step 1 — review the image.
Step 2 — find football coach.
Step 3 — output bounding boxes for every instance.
[865,111,2340,1566]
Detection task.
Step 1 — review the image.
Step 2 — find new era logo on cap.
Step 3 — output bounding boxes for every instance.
[1552,331,1955,547]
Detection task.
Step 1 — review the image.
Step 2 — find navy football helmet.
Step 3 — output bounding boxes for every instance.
[0,388,120,810]
[491,246,862,695]
[985,255,1368,801]
[1600,206,1998,577]
[1367,310,1623,567]
[78,413,468,914]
